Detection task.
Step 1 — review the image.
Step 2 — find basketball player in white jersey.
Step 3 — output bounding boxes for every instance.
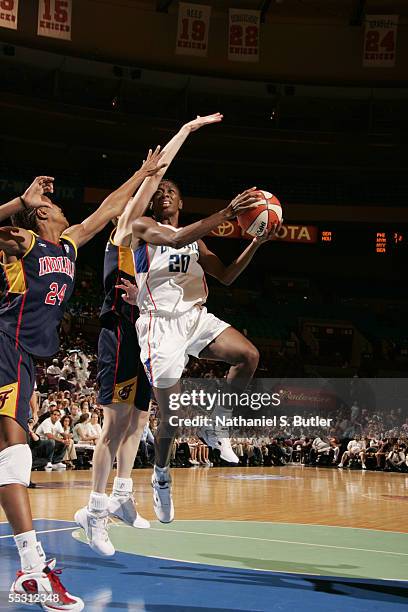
[130,181,278,522]
[75,114,223,555]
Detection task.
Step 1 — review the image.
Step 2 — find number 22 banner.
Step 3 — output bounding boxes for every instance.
[0,0,19,30]
[363,15,398,67]
[37,0,72,41]
[176,2,211,57]
[228,8,260,62]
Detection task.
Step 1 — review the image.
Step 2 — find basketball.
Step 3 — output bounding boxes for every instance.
[237,190,283,237]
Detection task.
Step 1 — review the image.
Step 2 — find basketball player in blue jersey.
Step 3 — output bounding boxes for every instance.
[75,113,223,556]
[0,152,165,611]
[129,182,278,522]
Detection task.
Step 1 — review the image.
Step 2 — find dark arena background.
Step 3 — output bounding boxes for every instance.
[0,2,407,612]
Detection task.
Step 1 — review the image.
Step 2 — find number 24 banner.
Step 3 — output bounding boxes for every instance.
[0,0,19,30]
[228,8,260,63]
[176,2,211,57]
[37,0,72,41]
[363,15,398,67]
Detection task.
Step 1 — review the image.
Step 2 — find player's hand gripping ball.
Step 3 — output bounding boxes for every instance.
[237,190,282,237]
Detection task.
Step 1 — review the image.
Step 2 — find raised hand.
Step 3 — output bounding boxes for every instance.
[253,221,284,244]
[22,176,54,209]
[183,112,223,133]
[115,278,139,305]
[140,146,168,177]
[224,187,260,220]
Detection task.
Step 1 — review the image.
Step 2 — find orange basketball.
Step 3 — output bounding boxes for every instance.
[237,190,282,238]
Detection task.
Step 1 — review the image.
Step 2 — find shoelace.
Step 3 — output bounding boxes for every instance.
[43,567,75,605]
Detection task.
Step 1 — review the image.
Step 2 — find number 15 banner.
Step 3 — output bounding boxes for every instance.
[363,15,398,67]
[228,8,260,62]
[37,0,72,41]
[176,2,211,57]
[0,0,19,30]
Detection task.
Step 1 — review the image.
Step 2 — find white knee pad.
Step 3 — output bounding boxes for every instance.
[0,444,32,487]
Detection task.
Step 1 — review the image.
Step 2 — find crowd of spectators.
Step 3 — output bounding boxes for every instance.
[28,339,408,475]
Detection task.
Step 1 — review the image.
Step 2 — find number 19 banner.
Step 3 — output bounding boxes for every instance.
[0,0,19,30]
[176,2,211,57]
[363,15,398,67]
[228,8,260,62]
[37,0,72,41]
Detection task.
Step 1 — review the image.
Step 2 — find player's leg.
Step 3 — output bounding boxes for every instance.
[198,326,259,390]
[0,338,83,610]
[192,312,259,462]
[108,364,151,529]
[137,312,192,523]
[76,323,149,554]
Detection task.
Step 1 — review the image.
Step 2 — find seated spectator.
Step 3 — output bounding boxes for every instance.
[386,444,406,472]
[47,359,62,377]
[28,418,56,471]
[80,399,90,415]
[61,415,77,468]
[88,412,102,443]
[375,439,392,470]
[310,437,331,465]
[35,409,75,470]
[338,436,366,469]
[69,403,81,424]
[73,413,99,446]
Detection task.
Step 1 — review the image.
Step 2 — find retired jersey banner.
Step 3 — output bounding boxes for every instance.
[176,2,211,57]
[37,0,72,40]
[228,8,260,62]
[209,222,318,244]
[363,15,398,67]
[0,0,19,30]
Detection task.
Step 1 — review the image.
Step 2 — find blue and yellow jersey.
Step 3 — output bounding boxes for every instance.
[99,230,137,326]
[0,231,77,357]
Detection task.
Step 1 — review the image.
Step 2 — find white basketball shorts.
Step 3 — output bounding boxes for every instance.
[136,305,230,389]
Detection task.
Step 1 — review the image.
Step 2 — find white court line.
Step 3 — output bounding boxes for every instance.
[146,527,408,557]
[0,526,76,540]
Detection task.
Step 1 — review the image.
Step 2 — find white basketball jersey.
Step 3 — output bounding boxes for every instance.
[133,224,208,314]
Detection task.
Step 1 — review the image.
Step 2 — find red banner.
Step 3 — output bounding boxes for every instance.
[0,0,18,30]
[228,8,260,63]
[363,15,398,67]
[209,222,318,244]
[37,0,72,40]
[176,2,211,57]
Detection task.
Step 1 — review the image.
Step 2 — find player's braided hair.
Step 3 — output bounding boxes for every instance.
[10,208,40,233]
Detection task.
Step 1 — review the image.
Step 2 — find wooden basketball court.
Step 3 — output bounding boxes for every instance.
[1,466,407,611]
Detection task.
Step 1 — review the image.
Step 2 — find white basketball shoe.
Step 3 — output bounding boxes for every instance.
[151,467,174,523]
[11,560,84,611]
[198,415,239,463]
[108,494,150,529]
[74,507,115,557]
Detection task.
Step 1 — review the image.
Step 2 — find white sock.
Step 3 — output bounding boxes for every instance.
[112,477,133,497]
[88,491,109,514]
[14,531,46,573]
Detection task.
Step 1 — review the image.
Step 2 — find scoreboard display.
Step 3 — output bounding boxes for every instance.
[318,228,405,255]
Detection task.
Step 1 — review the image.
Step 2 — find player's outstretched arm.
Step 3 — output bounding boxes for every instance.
[132,188,259,249]
[64,148,166,249]
[198,223,282,286]
[0,226,33,257]
[0,176,54,223]
[115,113,223,246]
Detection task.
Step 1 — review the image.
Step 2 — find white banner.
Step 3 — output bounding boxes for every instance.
[176,2,211,57]
[37,0,72,41]
[363,14,398,67]
[0,0,19,30]
[228,8,260,62]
